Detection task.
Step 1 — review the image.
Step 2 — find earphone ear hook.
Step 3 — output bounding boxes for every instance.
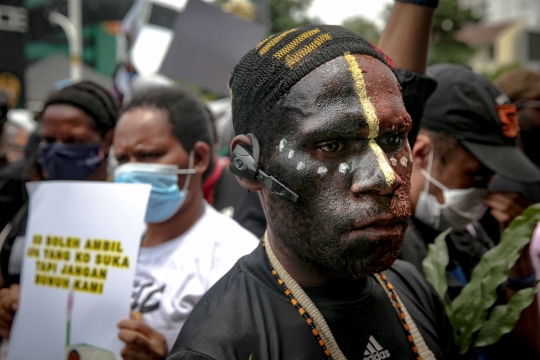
[229,134,299,202]
[247,133,260,163]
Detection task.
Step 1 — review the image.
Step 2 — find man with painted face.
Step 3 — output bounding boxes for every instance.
[167,17,457,360]
[401,64,540,357]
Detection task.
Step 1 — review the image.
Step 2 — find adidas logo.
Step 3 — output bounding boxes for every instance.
[363,336,391,360]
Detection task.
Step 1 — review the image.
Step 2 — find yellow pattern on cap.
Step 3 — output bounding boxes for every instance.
[258,29,298,56]
[285,33,333,68]
[273,29,321,59]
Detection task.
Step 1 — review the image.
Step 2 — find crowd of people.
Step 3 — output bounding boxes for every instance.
[1,0,540,359]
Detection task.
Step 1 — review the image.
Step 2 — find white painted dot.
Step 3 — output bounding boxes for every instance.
[297,161,305,171]
[317,166,328,176]
[288,150,294,159]
[400,156,408,167]
[339,163,350,174]
[390,157,397,166]
[278,139,287,152]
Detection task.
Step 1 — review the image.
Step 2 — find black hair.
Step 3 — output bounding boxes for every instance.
[42,81,118,136]
[229,24,395,147]
[122,86,214,177]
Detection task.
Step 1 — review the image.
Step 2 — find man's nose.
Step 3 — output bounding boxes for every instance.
[349,140,402,196]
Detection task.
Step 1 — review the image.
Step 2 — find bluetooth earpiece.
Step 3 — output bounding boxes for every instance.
[230,134,299,202]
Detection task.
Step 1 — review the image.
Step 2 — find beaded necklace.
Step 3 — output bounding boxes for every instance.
[263,234,435,360]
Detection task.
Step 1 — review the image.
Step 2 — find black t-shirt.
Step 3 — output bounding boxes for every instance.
[168,243,457,360]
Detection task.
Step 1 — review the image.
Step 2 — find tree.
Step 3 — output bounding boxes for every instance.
[342,16,380,43]
[269,0,314,34]
[428,0,479,65]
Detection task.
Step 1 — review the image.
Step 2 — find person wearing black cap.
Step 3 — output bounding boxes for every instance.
[401,64,540,357]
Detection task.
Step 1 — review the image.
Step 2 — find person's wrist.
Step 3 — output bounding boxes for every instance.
[395,0,439,8]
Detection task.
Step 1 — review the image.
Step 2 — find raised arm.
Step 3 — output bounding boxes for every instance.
[378,0,437,74]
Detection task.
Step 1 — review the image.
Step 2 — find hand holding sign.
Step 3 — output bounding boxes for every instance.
[0,284,19,339]
[8,182,151,360]
[117,312,168,360]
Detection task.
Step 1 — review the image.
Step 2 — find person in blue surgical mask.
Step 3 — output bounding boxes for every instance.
[112,86,257,360]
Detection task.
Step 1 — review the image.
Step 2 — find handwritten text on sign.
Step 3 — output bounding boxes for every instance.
[27,234,131,295]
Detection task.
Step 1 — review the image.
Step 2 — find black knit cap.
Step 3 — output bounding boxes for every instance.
[229,24,395,137]
[42,81,118,136]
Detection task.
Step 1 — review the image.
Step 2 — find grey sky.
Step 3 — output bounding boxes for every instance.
[308,0,393,29]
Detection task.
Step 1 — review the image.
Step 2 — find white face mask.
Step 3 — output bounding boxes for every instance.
[415,147,488,231]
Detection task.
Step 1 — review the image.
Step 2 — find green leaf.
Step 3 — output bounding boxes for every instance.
[447,204,540,354]
[423,228,452,301]
[474,283,539,348]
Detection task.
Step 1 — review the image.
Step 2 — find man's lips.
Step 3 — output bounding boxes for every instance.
[350,217,408,237]
[353,216,407,231]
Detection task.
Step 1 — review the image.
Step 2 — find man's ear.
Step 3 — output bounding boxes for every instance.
[230,134,264,192]
[411,134,432,169]
[192,141,211,175]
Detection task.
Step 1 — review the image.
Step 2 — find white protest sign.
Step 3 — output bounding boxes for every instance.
[9,181,151,360]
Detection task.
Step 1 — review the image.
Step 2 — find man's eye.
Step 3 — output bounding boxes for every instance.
[115,155,128,164]
[319,142,345,153]
[379,134,404,147]
[141,153,161,160]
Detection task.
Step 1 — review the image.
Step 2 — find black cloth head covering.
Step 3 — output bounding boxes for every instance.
[229,24,395,137]
[42,81,118,136]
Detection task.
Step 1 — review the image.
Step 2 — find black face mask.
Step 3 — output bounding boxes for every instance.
[39,143,103,180]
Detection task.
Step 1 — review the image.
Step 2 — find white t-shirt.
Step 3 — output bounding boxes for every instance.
[131,204,259,349]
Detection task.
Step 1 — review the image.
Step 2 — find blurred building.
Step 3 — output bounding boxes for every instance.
[0,0,132,111]
[457,0,540,72]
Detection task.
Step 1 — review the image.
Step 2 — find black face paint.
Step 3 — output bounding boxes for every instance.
[262,55,412,278]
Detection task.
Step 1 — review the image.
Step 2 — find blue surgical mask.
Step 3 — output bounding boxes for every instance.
[39,143,104,180]
[113,152,196,223]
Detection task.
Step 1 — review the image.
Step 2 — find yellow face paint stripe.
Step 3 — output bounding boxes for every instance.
[259,29,297,56]
[343,53,379,139]
[344,52,395,187]
[273,29,321,59]
[285,33,333,68]
[369,139,396,188]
